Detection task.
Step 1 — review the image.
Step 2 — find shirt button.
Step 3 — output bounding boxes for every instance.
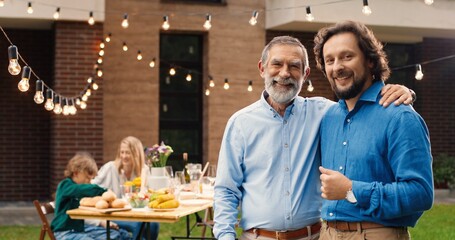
[329,212,334,217]
[285,167,290,172]
[286,191,290,196]
[286,215,290,220]
[284,143,289,148]
[347,119,351,123]
[343,141,347,146]
[339,166,343,170]
[284,120,287,124]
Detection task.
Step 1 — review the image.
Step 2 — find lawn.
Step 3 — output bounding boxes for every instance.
[0,204,453,239]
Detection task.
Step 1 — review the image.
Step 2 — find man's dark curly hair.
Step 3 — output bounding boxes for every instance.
[313,20,390,82]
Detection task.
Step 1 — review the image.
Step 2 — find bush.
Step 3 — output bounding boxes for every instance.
[433,153,455,189]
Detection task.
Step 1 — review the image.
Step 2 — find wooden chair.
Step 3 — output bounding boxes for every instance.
[33,200,56,240]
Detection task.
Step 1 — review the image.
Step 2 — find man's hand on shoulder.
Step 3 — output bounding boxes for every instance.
[380,84,415,107]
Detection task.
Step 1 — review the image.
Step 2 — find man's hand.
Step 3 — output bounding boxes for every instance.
[379,84,414,107]
[100,220,119,230]
[319,166,352,200]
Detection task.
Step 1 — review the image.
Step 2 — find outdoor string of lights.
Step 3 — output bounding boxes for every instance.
[2,0,453,107]
[1,25,100,116]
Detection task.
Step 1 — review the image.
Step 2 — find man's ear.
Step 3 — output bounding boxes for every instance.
[303,66,311,79]
[258,60,265,78]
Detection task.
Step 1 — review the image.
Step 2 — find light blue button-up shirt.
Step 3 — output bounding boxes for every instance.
[320,81,433,227]
[214,91,334,240]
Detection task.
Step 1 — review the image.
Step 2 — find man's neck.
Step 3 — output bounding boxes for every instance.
[267,97,290,116]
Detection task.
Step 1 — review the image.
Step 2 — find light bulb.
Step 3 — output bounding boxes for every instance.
[149,58,156,68]
[169,67,176,76]
[34,80,45,104]
[97,68,103,77]
[100,41,105,49]
[306,7,315,22]
[203,14,212,30]
[186,73,192,81]
[8,45,21,75]
[362,0,372,15]
[62,99,70,115]
[105,33,111,42]
[137,50,142,61]
[249,10,258,26]
[53,7,60,19]
[122,13,129,28]
[224,78,230,90]
[53,96,62,114]
[205,88,210,96]
[18,66,31,92]
[92,82,99,90]
[82,94,88,101]
[80,101,87,109]
[247,80,253,92]
[44,89,54,111]
[123,42,128,51]
[424,0,434,5]
[415,64,424,80]
[27,2,33,14]
[209,78,215,87]
[99,49,104,56]
[88,11,95,25]
[307,80,314,92]
[162,15,170,30]
[86,89,92,97]
[0,0,4,7]
[97,56,103,64]
[69,100,77,115]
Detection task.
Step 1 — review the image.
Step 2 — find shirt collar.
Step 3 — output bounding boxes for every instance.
[261,90,295,118]
[339,80,384,108]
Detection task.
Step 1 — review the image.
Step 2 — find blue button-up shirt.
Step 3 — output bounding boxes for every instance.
[320,81,433,227]
[214,91,334,240]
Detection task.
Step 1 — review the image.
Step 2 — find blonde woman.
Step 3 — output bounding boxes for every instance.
[92,136,159,240]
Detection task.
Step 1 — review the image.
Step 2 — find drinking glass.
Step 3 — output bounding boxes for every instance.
[206,165,217,186]
[165,166,174,178]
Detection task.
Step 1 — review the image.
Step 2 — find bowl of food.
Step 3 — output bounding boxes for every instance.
[128,192,150,208]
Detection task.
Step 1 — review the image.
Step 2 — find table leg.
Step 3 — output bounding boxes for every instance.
[106,220,111,240]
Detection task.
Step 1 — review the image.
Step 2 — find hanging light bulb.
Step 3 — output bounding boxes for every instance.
[415,64,424,80]
[137,50,143,61]
[249,10,259,26]
[203,14,212,30]
[34,80,45,104]
[105,33,112,42]
[162,15,170,30]
[123,42,128,51]
[18,66,31,92]
[169,67,176,76]
[86,88,92,97]
[205,88,210,96]
[88,11,95,25]
[306,7,315,22]
[149,58,156,68]
[62,98,70,116]
[307,80,314,92]
[424,0,434,5]
[69,99,77,115]
[27,2,33,14]
[0,0,4,7]
[53,95,62,114]
[97,68,103,77]
[80,100,87,109]
[92,81,99,90]
[121,13,129,28]
[247,80,253,92]
[100,41,105,49]
[81,94,88,101]
[97,56,103,64]
[186,72,192,81]
[87,77,93,83]
[44,89,54,111]
[53,7,60,19]
[99,49,104,56]
[209,75,215,87]
[362,0,372,15]
[75,97,81,105]
[224,78,230,90]
[8,45,21,75]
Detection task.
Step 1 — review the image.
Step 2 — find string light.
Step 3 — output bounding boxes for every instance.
[105,33,112,42]
[224,78,230,90]
[100,41,105,49]
[123,42,128,51]
[44,89,54,111]
[53,7,60,20]
[62,98,70,116]
[205,88,210,96]
[307,80,314,92]
[69,99,77,115]
[415,64,424,80]
[137,50,142,61]
[97,56,103,64]
[162,15,170,30]
[424,0,434,5]
[27,2,33,14]
[80,100,87,109]
[92,81,99,90]
[99,49,104,56]
[203,14,212,30]
[88,11,95,25]
[186,71,192,81]
[247,80,253,92]
[169,67,176,76]
[34,80,45,104]
[7,45,21,75]
[53,95,62,114]
[18,66,31,92]
[362,0,372,15]
[97,68,103,77]
[249,10,259,26]
[306,7,315,22]
[121,13,129,28]
[209,75,215,87]
[149,58,156,68]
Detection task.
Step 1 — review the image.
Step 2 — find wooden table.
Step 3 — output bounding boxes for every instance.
[67,202,213,240]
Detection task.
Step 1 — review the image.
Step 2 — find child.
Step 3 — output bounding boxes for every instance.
[51,152,131,240]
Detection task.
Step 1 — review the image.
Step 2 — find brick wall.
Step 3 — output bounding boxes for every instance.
[0,29,53,201]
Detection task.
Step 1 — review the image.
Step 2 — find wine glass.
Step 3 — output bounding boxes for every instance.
[206,165,217,186]
[165,166,174,178]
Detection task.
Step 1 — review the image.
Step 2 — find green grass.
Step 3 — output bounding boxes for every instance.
[0,205,454,240]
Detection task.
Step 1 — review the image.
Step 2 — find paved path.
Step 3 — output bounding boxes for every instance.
[1,190,454,226]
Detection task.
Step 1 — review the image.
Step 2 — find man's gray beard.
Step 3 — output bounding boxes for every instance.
[265,77,302,104]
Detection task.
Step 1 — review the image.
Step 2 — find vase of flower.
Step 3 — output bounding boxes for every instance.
[147,167,170,191]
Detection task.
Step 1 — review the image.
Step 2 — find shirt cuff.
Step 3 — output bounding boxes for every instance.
[217,232,236,240]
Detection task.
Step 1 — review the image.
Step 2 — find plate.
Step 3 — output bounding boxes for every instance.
[150,207,179,212]
[79,206,132,213]
[179,199,212,207]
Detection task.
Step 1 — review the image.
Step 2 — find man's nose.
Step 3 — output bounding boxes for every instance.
[333,59,344,72]
[279,65,291,78]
